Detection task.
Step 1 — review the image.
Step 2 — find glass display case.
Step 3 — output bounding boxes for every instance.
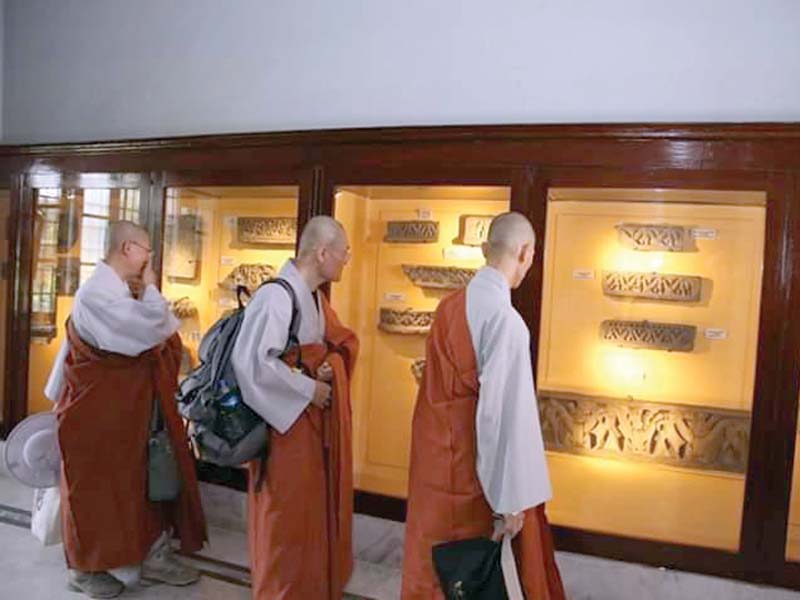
[536,188,766,550]
[331,185,510,497]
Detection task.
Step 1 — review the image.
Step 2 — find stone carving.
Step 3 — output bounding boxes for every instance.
[384,220,439,243]
[455,215,493,246]
[538,392,750,473]
[411,358,426,384]
[600,319,696,352]
[602,271,702,302]
[237,217,297,245]
[165,214,202,280]
[616,223,687,252]
[378,308,435,334]
[169,297,199,320]
[402,265,477,290]
[219,264,276,294]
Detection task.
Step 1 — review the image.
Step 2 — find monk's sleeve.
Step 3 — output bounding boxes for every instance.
[475,309,552,515]
[231,286,316,434]
[73,284,179,356]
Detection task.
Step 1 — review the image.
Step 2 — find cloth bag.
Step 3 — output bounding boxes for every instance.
[148,395,182,502]
[31,486,61,546]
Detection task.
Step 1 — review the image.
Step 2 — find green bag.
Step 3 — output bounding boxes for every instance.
[148,395,182,502]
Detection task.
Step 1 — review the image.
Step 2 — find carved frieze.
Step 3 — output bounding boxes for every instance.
[402,265,477,290]
[600,319,696,352]
[616,223,687,252]
[411,358,426,384]
[384,220,439,243]
[602,271,702,302]
[237,217,297,245]
[455,215,493,246]
[379,308,435,334]
[219,264,276,293]
[538,392,750,473]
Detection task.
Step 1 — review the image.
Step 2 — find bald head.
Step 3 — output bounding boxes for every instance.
[297,216,346,259]
[105,220,150,258]
[483,212,536,261]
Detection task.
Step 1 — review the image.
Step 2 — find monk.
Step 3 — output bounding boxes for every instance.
[401,212,565,599]
[232,215,359,599]
[45,221,207,599]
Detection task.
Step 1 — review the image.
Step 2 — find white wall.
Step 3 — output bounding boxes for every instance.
[3,0,800,144]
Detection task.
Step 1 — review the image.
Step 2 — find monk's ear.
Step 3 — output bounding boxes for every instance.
[481,241,490,259]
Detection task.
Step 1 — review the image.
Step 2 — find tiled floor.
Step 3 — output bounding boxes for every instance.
[2,467,800,599]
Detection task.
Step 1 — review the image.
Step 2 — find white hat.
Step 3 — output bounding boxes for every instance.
[4,413,61,488]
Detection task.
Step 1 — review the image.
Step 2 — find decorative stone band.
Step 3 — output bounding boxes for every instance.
[411,358,426,384]
[219,264,276,292]
[384,220,439,243]
[538,391,750,474]
[402,264,477,290]
[600,319,696,352]
[615,223,687,252]
[378,308,435,334]
[237,217,297,245]
[602,271,702,302]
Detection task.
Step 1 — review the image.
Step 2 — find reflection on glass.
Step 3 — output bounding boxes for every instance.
[28,188,142,415]
[331,186,511,498]
[0,190,9,426]
[160,186,299,379]
[537,188,766,550]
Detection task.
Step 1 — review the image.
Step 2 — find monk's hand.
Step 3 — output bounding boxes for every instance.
[142,262,158,288]
[492,513,525,541]
[316,361,333,382]
[311,381,332,410]
[127,277,145,299]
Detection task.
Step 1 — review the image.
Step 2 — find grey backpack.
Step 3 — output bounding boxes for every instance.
[177,279,301,469]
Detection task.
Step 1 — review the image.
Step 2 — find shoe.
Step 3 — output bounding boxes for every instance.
[141,542,200,586]
[67,570,124,599]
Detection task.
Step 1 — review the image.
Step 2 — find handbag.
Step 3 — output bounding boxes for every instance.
[148,395,182,502]
[30,486,61,546]
[433,533,525,600]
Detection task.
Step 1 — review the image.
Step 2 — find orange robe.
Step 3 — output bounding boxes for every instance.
[401,290,565,600]
[57,321,207,572]
[247,297,358,600]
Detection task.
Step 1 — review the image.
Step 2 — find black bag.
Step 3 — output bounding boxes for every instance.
[432,537,508,599]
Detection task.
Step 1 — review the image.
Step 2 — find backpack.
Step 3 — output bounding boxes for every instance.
[177,279,301,469]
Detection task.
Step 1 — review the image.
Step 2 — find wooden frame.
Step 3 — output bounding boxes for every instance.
[0,124,798,589]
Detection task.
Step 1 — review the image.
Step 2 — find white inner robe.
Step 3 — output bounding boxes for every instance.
[231,260,325,435]
[466,266,552,515]
[44,260,180,403]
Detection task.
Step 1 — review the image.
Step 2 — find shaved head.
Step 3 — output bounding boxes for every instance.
[297,216,346,259]
[484,212,536,261]
[105,220,150,258]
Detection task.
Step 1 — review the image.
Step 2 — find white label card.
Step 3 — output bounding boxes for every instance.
[692,228,718,240]
[705,328,728,340]
[417,208,433,220]
[220,256,235,266]
[384,292,406,302]
[443,246,483,260]
[572,269,595,280]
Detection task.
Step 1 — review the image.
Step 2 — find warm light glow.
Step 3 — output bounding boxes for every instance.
[602,348,647,391]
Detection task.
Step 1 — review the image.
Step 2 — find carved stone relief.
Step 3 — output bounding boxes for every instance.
[237,217,297,246]
[602,271,702,302]
[165,214,202,280]
[219,264,276,293]
[378,308,435,334]
[384,220,439,243]
[455,215,493,246]
[600,319,696,352]
[411,358,426,384]
[616,223,687,252]
[402,265,477,290]
[538,392,750,473]
[169,297,199,320]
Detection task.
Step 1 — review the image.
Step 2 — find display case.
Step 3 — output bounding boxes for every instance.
[537,188,766,550]
[331,186,510,497]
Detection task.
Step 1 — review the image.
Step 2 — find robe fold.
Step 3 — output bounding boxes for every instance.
[247,295,358,600]
[401,287,564,600]
[58,323,207,572]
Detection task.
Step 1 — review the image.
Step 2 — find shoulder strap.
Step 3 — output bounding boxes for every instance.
[259,279,305,373]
